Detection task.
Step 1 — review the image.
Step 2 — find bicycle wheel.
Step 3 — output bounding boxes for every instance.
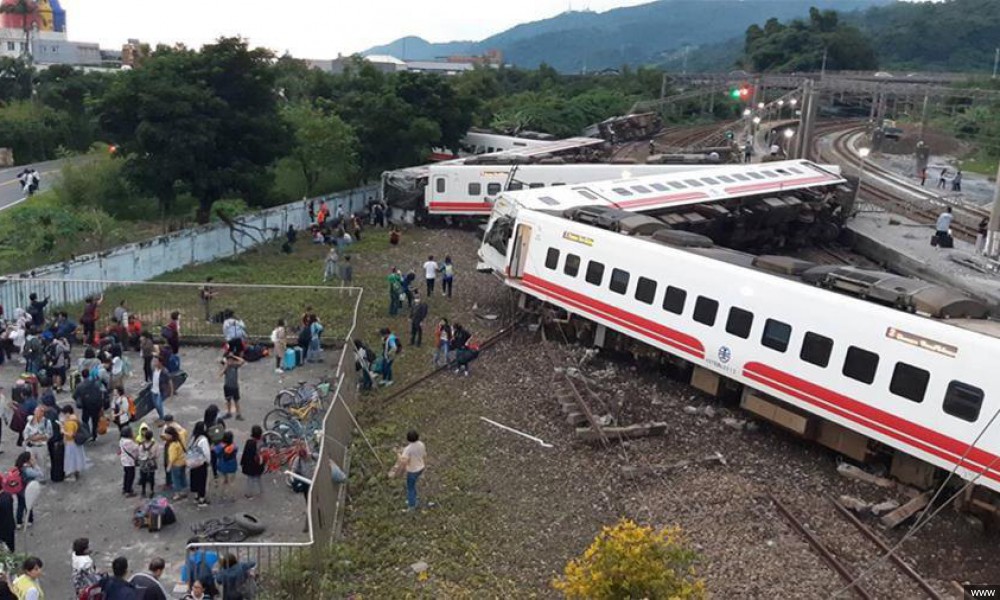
[212,527,248,543]
[275,390,298,409]
[261,430,287,449]
[264,408,293,431]
[271,420,304,444]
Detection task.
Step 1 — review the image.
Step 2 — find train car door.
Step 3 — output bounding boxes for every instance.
[508,224,532,279]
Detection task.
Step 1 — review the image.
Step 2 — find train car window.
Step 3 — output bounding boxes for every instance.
[631,185,651,194]
[552,182,565,187]
[762,319,792,352]
[529,183,544,189]
[890,362,929,403]
[731,173,750,181]
[576,189,598,200]
[564,254,581,277]
[545,248,560,270]
[663,286,687,314]
[788,167,802,174]
[762,170,777,178]
[748,172,765,180]
[487,183,502,195]
[717,175,735,183]
[635,277,657,304]
[609,268,630,295]
[585,261,605,285]
[539,197,559,206]
[508,182,524,191]
[701,177,719,185]
[776,169,790,175]
[613,187,633,196]
[435,178,446,193]
[693,296,719,326]
[650,183,669,192]
[669,182,687,189]
[843,346,879,384]
[725,307,754,339]
[468,183,482,196]
[684,179,705,187]
[800,332,833,367]
[942,381,984,423]
[487,147,495,153]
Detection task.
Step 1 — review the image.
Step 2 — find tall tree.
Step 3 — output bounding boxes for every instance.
[743,8,877,72]
[283,101,359,195]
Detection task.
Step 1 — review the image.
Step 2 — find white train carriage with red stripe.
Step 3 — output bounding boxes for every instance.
[478,160,1000,509]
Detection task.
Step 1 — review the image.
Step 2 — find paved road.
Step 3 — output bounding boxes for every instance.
[0,158,68,211]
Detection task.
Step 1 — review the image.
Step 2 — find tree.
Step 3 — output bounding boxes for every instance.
[36,65,110,150]
[553,519,706,600]
[0,0,35,62]
[0,57,32,103]
[283,101,359,196]
[743,8,877,72]
[0,100,71,163]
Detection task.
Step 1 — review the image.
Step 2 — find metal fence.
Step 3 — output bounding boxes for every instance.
[1,184,377,283]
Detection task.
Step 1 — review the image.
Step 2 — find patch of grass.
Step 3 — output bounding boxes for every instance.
[956,152,998,177]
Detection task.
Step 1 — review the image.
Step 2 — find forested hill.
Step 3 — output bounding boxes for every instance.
[362,0,887,72]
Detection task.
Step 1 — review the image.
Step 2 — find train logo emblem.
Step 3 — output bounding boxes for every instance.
[718,346,732,364]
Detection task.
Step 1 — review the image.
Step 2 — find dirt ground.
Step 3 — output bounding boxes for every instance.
[330,227,998,599]
[0,346,331,598]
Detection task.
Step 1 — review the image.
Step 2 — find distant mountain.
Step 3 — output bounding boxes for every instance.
[363,0,890,72]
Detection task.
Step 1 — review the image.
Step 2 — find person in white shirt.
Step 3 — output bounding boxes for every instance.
[393,430,427,511]
[22,407,52,482]
[935,207,953,247]
[422,255,439,296]
[111,388,131,431]
[119,426,140,497]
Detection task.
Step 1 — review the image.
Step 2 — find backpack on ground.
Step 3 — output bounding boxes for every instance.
[1,467,23,495]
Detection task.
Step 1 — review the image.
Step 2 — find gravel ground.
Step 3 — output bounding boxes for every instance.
[342,227,998,598]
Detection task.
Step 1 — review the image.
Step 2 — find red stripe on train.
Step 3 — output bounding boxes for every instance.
[428,202,493,212]
[615,191,709,209]
[520,274,704,359]
[723,175,833,195]
[743,362,1000,483]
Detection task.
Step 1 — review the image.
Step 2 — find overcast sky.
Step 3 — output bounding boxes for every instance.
[62,0,654,58]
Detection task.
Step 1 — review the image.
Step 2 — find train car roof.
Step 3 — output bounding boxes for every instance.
[498,159,845,213]
[492,137,605,157]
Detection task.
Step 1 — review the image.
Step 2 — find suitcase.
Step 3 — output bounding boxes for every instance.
[940,233,954,248]
[283,348,297,371]
[294,346,304,366]
[132,371,189,420]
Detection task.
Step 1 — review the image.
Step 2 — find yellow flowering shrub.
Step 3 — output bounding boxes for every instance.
[553,519,707,599]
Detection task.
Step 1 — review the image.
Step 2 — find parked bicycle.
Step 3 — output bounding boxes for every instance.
[274,379,331,409]
[259,437,311,474]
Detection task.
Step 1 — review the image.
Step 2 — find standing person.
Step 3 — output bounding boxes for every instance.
[222,312,247,357]
[188,421,211,507]
[391,430,426,512]
[163,311,181,355]
[379,328,399,386]
[441,256,455,299]
[164,427,187,501]
[401,270,416,308]
[200,278,217,323]
[21,407,51,482]
[270,320,286,374]
[14,452,41,528]
[323,247,339,283]
[353,339,375,392]
[99,556,140,600]
[80,295,104,346]
[387,268,403,317]
[409,295,428,347]
[119,426,139,498]
[214,553,257,600]
[937,168,949,189]
[11,557,43,600]
[61,405,87,481]
[952,169,963,192]
[213,431,238,503]
[432,318,452,367]
[140,332,155,382]
[72,539,99,597]
[129,558,169,600]
[112,300,128,327]
[340,255,354,289]
[351,214,362,242]
[977,216,989,255]
[306,316,324,363]
[137,424,158,499]
[26,294,48,331]
[240,426,264,499]
[935,206,954,247]
[150,357,173,423]
[73,369,103,443]
[422,255,438,296]
[919,168,927,186]
[111,387,131,432]
[203,405,227,478]
[220,354,246,420]
[49,335,70,392]
[0,491,12,552]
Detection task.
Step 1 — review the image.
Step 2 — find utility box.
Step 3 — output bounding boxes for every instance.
[0,148,12,167]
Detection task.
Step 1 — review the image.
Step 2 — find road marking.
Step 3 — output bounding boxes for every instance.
[0,196,28,211]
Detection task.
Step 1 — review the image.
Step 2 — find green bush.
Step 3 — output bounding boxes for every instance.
[55,151,156,220]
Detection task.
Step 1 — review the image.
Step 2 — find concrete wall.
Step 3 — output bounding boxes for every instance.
[0,185,378,313]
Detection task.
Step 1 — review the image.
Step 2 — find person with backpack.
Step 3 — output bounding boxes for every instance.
[74,369,103,444]
[219,354,245,421]
[441,255,455,298]
[118,426,139,498]
[21,406,51,483]
[240,426,264,499]
[47,336,69,392]
[26,294,48,331]
[129,557,169,600]
[150,357,173,424]
[353,339,375,392]
[12,452,39,528]
[60,405,88,482]
[270,320,286,374]
[136,423,158,499]
[164,427,187,501]
[215,553,256,600]
[213,431,238,503]
[111,387,133,433]
[203,405,227,478]
[99,556,141,600]
[387,268,404,317]
[451,323,478,375]
[183,540,219,597]
[11,557,43,600]
[306,316,323,363]
[71,538,100,597]
[80,295,103,347]
[188,422,212,507]
[379,328,399,386]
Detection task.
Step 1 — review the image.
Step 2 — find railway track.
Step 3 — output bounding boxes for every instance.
[769,493,945,600]
[817,124,986,242]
